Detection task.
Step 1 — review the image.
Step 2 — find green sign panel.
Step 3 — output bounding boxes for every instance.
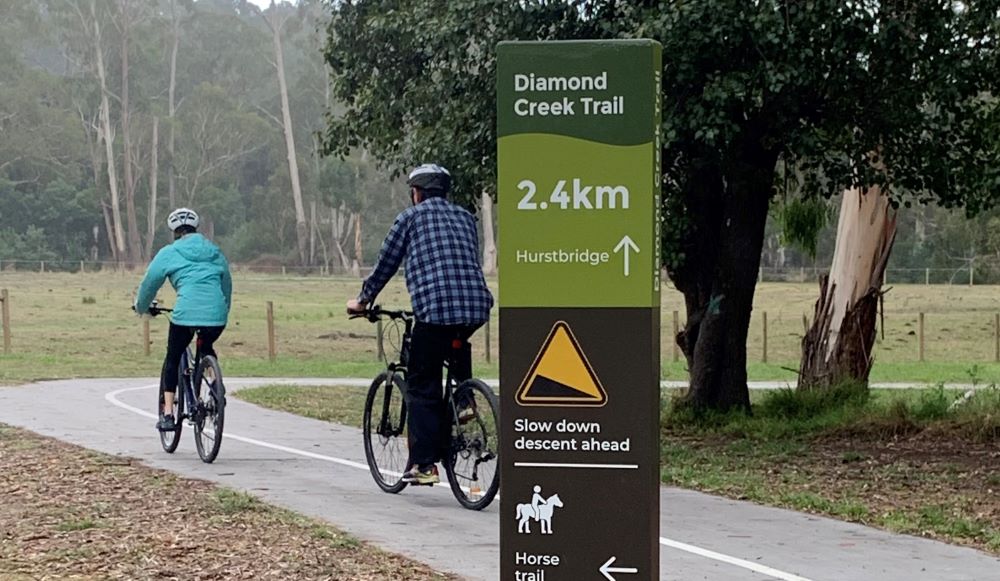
[498,40,662,581]
[498,40,662,308]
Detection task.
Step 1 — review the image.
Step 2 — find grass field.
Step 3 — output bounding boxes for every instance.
[1,271,1000,384]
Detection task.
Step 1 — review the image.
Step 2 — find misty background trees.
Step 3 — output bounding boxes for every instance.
[0,0,408,270]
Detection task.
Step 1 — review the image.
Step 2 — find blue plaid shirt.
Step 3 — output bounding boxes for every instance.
[360,197,494,325]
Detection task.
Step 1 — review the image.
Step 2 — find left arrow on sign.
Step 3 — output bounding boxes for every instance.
[599,556,638,581]
[613,235,639,277]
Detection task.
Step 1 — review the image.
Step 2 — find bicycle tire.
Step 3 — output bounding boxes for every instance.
[362,371,409,494]
[444,379,500,510]
[193,355,225,463]
[158,349,189,453]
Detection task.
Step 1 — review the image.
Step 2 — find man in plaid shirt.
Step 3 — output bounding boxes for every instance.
[347,164,493,485]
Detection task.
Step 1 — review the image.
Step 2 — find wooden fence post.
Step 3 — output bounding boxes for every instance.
[143,318,151,356]
[266,301,276,361]
[918,312,925,362]
[1,289,10,354]
[672,310,679,362]
[761,311,767,363]
[925,268,930,285]
[802,314,809,335]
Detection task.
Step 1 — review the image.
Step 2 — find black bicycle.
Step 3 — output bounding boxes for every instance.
[354,307,500,510]
[146,305,226,463]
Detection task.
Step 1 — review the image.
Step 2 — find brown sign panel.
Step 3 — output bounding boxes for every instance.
[500,308,660,581]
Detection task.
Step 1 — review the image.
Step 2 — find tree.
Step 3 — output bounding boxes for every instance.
[325,0,1000,412]
[323,0,585,208]
[799,187,897,389]
[173,83,267,203]
[243,0,309,265]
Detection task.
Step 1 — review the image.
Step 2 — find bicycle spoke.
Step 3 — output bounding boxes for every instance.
[363,373,409,493]
[446,380,500,509]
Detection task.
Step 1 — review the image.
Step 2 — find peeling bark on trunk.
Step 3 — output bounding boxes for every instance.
[799,187,897,390]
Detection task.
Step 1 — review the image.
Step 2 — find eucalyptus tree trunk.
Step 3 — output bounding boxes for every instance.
[90,0,126,264]
[145,116,159,261]
[481,190,497,275]
[352,213,362,278]
[674,148,777,412]
[119,0,142,265]
[259,5,308,266]
[799,187,897,390]
[167,0,180,209]
[331,205,351,273]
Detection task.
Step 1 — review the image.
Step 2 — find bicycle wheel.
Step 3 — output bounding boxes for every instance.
[444,379,500,510]
[363,371,409,493]
[193,355,225,463]
[158,350,189,453]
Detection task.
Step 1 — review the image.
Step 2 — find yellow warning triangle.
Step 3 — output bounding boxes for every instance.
[516,321,607,407]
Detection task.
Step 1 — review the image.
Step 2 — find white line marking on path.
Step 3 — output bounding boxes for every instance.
[105,384,368,471]
[105,382,814,581]
[659,538,814,581]
[514,462,639,469]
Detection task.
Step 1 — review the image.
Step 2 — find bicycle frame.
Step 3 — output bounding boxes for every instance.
[178,342,209,423]
[368,308,466,420]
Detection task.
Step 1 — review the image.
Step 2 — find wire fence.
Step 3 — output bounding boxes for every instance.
[760,266,985,285]
[1,259,997,286]
[0,259,372,278]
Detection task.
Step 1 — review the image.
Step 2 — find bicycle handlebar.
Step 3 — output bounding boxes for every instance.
[348,305,412,323]
[131,304,173,317]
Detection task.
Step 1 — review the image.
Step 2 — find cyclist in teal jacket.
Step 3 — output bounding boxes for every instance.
[135,208,232,431]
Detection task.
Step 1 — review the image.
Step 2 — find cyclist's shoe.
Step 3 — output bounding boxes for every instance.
[156,414,176,432]
[402,465,439,485]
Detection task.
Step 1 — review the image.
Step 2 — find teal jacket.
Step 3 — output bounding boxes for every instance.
[135,234,232,327]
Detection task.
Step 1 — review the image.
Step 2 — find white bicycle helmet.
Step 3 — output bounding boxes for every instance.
[167,207,200,231]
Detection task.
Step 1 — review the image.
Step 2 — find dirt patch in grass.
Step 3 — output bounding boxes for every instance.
[663,427,1000,554]
[0,424,454,580]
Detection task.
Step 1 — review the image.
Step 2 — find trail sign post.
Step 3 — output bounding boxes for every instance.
[498,40,662,581]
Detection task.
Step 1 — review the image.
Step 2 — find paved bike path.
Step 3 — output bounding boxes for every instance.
[1,378,998,581]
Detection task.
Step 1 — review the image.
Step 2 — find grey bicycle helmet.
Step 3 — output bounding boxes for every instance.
[406,164,451,196]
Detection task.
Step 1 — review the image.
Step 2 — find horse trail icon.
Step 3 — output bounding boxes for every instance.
[516,485,564,535]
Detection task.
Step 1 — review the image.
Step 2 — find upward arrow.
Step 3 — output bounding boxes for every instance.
[613,235,640,277]
[599,556,638,581]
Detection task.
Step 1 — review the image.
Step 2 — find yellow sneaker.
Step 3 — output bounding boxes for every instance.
[402,465,439,485]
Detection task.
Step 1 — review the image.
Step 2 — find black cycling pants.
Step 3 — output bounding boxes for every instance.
[161,323,225,394]
[406,321,480,467]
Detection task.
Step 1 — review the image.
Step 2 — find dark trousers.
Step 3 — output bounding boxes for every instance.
[407,321,480,467]
[160,323,225,394]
